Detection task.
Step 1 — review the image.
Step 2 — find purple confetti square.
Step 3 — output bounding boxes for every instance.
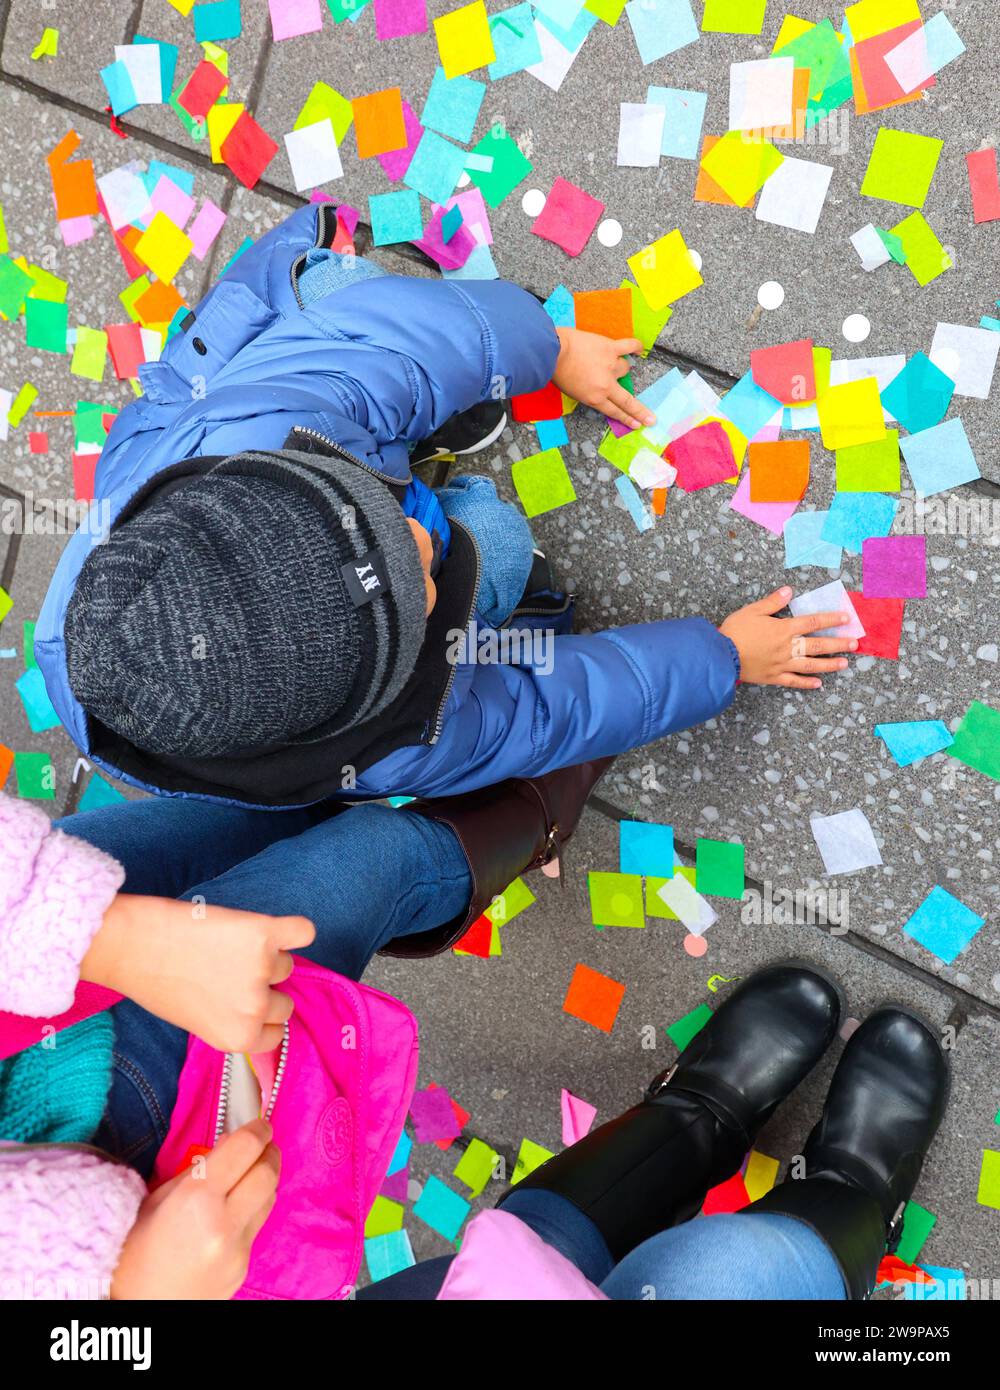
[409,1084,461,1142]
[380,1166,409,1202]
[862,536,927,599]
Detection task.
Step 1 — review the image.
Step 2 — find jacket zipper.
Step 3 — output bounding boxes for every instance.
[430,517,481,745]
[214,1020,290,1142]
[290,202,337,309]
[288,424,411,489]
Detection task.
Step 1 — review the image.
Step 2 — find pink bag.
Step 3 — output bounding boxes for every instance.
[153,959,418,1300]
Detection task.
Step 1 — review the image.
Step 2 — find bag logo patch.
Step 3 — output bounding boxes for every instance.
[318,1096,353,1167]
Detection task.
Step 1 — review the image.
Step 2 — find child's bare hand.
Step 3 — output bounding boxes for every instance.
[82,896,316,1053]
[552,326,655,431]
[719,586,859,691]
[112,1120,280,1300]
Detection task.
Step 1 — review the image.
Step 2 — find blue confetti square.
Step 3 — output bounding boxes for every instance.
[15,667,61,734]
[903,885,984,966]
[646,87,707,160]
[783,510,843,569]
[543,283,575,327]
[900,417,980,499]
[403,130,468,205]
[874,720,954,768]
[442,243,499,280]
[620,820,675,877]
[720,371,782,440]
[625,0,698,65]
[386,1130,412,1176]
[369,190,423,246]
[421,67,486,144]
[532,0,587,30]
[536,418,569,449]
[413,1175,470,1242]
[821,492,897,554]
[615,474,654,532]
[100,60,138,117]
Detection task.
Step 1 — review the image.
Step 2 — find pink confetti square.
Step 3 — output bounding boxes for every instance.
[149,176,195,230]
[531,177,605,257]
[60,215,95,246]
[378,99,424,182]
[374,0,428,40]
[730,467,800,536]
[411,205,478,269]
[409,1084,461,1143]
[862,536,927,598]
[432,187,493,245]
[667,421,736,491]
[189,200,226,260]
[269,0,323,41]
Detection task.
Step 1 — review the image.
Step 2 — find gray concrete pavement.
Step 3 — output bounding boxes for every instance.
[0,0,997,1291]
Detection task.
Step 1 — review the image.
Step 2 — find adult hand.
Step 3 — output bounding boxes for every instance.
[552,326,655,431]
[111,1120,280,1300]
[82,895,315,1053]
[720,586,858,691]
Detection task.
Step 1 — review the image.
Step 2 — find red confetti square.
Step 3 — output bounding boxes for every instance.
[531,177,605,258]
[177,60,228,121]
[750,338,816,405]
[106,323,145,380]
[221,111,279,189]
[562,963,626,1034]
[28,432,49,455]
[846,591,905,660]
[512,381,564,422]
[72,452,99,503]
[702,1172,750,1215]
[666,421,736,491]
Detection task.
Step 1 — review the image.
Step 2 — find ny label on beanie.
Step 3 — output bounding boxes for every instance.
[341,549,391,606]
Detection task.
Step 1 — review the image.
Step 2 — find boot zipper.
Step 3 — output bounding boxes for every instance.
[288,424,412,488]
[430,517,481,745]
[214,1020,291,1142]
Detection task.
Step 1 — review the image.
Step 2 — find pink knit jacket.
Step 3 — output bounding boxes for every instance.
[0,793,144,1300]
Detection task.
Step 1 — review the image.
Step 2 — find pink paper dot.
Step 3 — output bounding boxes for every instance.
[683,933,708,957]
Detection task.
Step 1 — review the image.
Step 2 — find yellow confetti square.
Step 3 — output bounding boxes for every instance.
[817,377,886,452]
[207,103,244,163]
[134,212,193,286]
[626,229,703,311]
[700,132,784,208]
[744,1150,780,1201]
[433,2,496,80]
[844,0,920,44]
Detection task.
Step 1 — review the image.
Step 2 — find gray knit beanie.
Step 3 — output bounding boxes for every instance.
[64,450,428,758]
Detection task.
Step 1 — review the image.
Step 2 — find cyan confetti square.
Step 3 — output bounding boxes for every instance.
[537,5,596,49]
[100,60,138,117]
[720,371,782,440]
[900,417,980,498]
[368,190,423,246]
[15,667,61,733]
[615,473,654,532]
[783,510,843,569]
[875,720,954,767]
[386,1130,412,1176]
[412,1175,471,1242]
[821,492,897,554]
[880,352,953,433]
[364,1229,415,1282]
[903,885,984,966]
[536,417,569,448]
[646,87,707,160]
[625,0,699,66]
[403,129,468,204]
[620,820,675,877]
[543,283,576,327]
[488,3,542,79]
[532,0,586,30]
[421,66,486,143]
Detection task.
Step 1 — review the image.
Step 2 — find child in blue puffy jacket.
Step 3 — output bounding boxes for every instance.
[37,203,857,812]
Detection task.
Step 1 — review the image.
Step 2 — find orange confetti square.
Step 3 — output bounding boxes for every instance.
[0,744,13,791]
[572,288,634,340]
[352,88,407,159]
[748,440,810,502]
[563,963,626,1033]
[134,278,184,326]
[694,135,755,208]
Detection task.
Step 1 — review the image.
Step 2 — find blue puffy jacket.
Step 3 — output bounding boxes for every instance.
[36,203,740,805]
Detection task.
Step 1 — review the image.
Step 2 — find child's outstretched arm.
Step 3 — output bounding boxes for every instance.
[353,591,856,797]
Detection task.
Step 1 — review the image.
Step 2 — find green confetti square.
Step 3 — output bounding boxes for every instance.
[695,838,745,898]
[895,1199,936,1265]
[647,866,696,919]
[835,431,901,492]
[14,751,55,800]
[667,1002,713,1051]
[978,1150,1000,1210]
[24,297,68,353]
[467,124,532,208]
[949,701,1000,782]
[588,871,645,928]
[511,1137,553,1184]
[484,875,535,925]
[598,427,646,474]
[363,1195,404,1238]
[511,448,576,518]
[453,1137,499,1197]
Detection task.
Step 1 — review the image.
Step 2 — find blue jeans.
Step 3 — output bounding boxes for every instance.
[359,1190,846,1300]
[60,797,472,1176]
[300,250,536,628]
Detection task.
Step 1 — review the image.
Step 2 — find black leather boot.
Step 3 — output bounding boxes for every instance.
[501,962,844,1262]
[378,757,614,957]
[745,1007,949,1299]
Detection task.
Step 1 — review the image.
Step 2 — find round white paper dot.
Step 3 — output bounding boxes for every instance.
[843,313,871,344]
[521,187,546,217]
[689,249,703,271]
[757,280,785,310]
[597,218,623,247]
[457,171,471,189]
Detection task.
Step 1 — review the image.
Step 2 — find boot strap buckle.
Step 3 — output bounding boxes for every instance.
[886,1200,906,1250]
